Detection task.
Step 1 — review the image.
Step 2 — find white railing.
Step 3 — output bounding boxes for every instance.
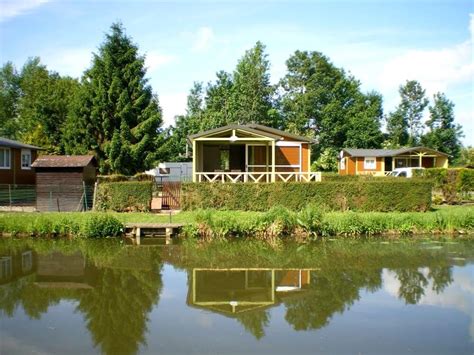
[357,171,392,177]
[195,172,322,183]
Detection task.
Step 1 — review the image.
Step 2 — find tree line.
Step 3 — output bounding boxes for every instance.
[0,23,467,174]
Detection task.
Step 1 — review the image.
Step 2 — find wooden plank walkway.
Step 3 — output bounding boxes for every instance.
[124,223,185,245]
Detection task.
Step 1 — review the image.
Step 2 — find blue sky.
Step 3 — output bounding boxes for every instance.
[1,0,473,145]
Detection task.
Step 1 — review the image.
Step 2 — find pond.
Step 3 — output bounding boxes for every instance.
[0,238,473,355]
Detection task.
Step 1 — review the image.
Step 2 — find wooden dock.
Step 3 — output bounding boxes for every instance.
[124,223,184,245]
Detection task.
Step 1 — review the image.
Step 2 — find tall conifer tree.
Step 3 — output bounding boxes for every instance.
[65,23,162,174]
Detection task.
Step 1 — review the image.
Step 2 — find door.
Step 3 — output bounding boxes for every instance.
[246,145,268,172]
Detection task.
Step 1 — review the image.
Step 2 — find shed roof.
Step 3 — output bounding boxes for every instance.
[31,155,96,168]
[0,137,44,150]
[342,147,449,158]
[188,124,315,143]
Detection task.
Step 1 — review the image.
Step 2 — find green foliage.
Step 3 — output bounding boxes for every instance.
[81,215,123,238]
[183,205,474,241]
[0,62,21,139]
[279,50,383,159]
[415,168,474,203]
[0,58,79,153]
[312,147,338,172]
[386,80,429,147]
[64,23,163,174]
[232,41,276,127]
[457,147,474,168]
[181,180,432,212]
[422,92,463,162]
[95,181,153,212]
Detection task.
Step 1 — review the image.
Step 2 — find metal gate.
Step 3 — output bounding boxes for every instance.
[161,181,181,210]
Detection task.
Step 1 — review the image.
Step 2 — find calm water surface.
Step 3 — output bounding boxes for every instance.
[0,238,473,355]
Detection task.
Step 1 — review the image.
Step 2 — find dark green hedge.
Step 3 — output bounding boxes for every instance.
[95,181,153,212]
[414,168,474,203]
[181,180,433,212]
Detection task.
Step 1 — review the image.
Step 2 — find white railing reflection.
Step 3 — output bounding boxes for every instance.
[195,172,322,183]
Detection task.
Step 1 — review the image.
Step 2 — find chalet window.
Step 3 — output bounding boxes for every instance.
[364,157,376,170]
[0,148,11,169]
[340,157,346,170]
[21,149,32,169]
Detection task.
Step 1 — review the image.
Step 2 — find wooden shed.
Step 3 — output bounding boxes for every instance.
[31,155,97,212]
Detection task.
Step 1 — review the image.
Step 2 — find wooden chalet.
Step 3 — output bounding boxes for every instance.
[188,124,320,183]
[31,155,97,212]
[187,268,313,315]
[0,137,43,185]
[338,147,449,176]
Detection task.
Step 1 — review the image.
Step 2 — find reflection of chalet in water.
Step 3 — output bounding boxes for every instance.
[0,249,36,285]
[187,268,313,315]
[35,252,93,289]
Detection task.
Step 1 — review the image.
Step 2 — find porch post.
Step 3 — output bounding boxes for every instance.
[192,140,196,182]
[418,153,422,168]
[271,140,276,182]
[266,143,269,182]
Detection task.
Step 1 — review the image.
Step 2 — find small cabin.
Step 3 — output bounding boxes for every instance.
[31,155,97,212]
[0,137,43,185]
[338,147,449,176]
[188,124,320,183]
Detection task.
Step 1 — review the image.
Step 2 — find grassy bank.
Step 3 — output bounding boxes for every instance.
[0,205,473,240]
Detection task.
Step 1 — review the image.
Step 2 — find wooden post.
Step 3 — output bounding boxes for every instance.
[8,184,12,207]
[83,181,88,211]
[166,227,173,245]
[271,140,276,182]
[92,181,98,211]
[136,227,141,245]
[192,140,197,182]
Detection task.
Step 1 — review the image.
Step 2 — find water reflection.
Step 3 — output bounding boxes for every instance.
[0,240,473,354]
[0,243,163,354]
[188,268,315,338]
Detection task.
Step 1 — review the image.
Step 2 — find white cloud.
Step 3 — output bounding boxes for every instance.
[159,92,188,127]
[192,26,214,52]
[0,0,50,22]
[378,41,473,97]
[145,51,176,72]
[40,48,93,78]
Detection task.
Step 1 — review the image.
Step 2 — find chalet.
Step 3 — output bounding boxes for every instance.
[187,268,313,315]
[31,155,97,212]
[188,124,320,183]
[338,147,449,176]
[0,137,43,185]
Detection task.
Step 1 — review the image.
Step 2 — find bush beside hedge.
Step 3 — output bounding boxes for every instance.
[95,181,153,212]
[181,180,433,212]
[414,168,474,204]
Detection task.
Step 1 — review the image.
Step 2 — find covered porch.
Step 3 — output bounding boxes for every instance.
[188,124,320,183]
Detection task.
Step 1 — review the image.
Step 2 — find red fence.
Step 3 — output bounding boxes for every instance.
[161,181,181,210]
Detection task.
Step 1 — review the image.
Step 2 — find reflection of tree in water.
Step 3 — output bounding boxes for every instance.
[395,264,453,304]
[283,268,382,330]
[235,309,270,339]
[77,267,162,355]
[0,244,164,355]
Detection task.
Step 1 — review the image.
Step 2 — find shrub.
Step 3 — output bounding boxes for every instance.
[416,168,474,203]
[80,215,123,238]
[95,181,153,212]
[181,180,432,212]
